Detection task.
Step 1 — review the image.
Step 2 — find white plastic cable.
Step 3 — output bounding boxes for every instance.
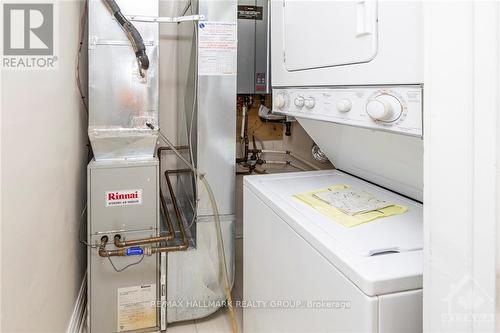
[240,104,247,139]
[289,152,321,171]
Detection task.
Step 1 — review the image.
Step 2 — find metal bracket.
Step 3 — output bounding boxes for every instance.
[126,14,205,24]
[88,35,155,48]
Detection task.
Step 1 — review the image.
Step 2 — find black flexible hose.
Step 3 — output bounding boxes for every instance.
[102,0,149,71]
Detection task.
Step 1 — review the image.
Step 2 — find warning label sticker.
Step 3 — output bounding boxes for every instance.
[198,21,237,76]
[105,189,143,207]
[117,284,156,332]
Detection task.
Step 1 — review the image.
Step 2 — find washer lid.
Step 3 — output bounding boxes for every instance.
[244,170,423,296]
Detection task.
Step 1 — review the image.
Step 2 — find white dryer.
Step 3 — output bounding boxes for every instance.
[271,0,423,86]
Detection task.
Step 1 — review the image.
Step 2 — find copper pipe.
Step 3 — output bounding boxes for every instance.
[111,148,186,248]
[121,186,177,244]
[111,193,175,247]
[157,145,189,154]
[98,236,126,257]
[160,188,175,239]
[99,167,192,256]
[141,169,192,254]
[155,147,193,253]
[149,169,190,253]
[159,146,190,234]
[166,168,191,174]
[114,234,172,248]
[107,189,176,249]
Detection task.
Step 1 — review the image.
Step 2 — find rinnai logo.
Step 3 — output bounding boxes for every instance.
[106,189,143,207]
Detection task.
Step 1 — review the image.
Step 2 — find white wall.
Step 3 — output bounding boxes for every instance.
[423,1,498,331]
[0,1,87,331]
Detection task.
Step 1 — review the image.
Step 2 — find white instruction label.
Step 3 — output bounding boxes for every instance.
[106,189,143,207]
[314,188,392,216]
[117,284,156,332]
[198,21,237,76]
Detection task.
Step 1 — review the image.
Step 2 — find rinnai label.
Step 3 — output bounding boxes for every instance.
[117,284,156,332]
[198,21,237,76]
[106,189,143,207]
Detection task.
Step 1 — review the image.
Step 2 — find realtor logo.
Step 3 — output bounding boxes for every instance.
[2,2,57,69]
[4,4,53,55]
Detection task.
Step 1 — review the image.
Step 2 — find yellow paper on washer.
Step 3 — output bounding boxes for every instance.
[293,184,408,227]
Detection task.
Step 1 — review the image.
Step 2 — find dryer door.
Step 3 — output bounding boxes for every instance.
[283,0,378,71]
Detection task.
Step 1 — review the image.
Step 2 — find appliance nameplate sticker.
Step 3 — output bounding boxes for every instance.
[106,189,143,207]
[117,284,156,332]
[198,21,237,76]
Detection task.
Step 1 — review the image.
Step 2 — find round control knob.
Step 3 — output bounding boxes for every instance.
[304,98,315,109]
[336,99,352,113]
[275,93,287,109]
[366,94,402,122]
[294,96,305,108]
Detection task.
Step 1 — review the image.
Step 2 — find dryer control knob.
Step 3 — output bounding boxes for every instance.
[304,98,315,109]
[294,96,305,108]
[275,93,287,109]
[366,94,402,122]
[336,99,352,112]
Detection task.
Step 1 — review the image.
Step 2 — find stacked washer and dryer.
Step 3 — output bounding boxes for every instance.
[244,1,424,332]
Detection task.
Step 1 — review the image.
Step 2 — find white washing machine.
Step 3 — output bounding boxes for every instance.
[243,85,423,332]
[271,0,423,86]
[244,2,424,331]
[243,170,423,333]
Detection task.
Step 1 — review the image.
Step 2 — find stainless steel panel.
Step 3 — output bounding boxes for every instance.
[196,74,236,216]
[167,0,237,323]
[87,159,160,332]
[255,0,270,93]
[88,0,159,160]
[196,0,237,217]
[89,230,159,333]
[88,159,159,234]
[237,0,270,94]
[237,0,256,94]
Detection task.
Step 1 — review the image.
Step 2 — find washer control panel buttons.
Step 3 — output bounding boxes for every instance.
[366,94,402,122]
[274,91,289,110]
[304,98,315,109]
[336,99,352,113]
[294,96,305,108]
[272,87,422,137]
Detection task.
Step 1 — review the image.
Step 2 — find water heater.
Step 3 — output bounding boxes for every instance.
[237,0,270,94]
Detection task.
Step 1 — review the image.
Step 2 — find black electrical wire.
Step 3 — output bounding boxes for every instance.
[76,0,88,114]
[76,0,93,162]
[78,204,97,248]
[108,255,145,272]
[102,0,149,71]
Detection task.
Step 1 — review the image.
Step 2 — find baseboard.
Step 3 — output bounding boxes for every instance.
[67,271,87,333]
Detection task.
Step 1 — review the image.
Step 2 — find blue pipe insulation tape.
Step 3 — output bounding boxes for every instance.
[126,247,144,256]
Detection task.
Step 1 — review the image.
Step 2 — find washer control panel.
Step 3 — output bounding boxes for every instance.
[273,86,423,137]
